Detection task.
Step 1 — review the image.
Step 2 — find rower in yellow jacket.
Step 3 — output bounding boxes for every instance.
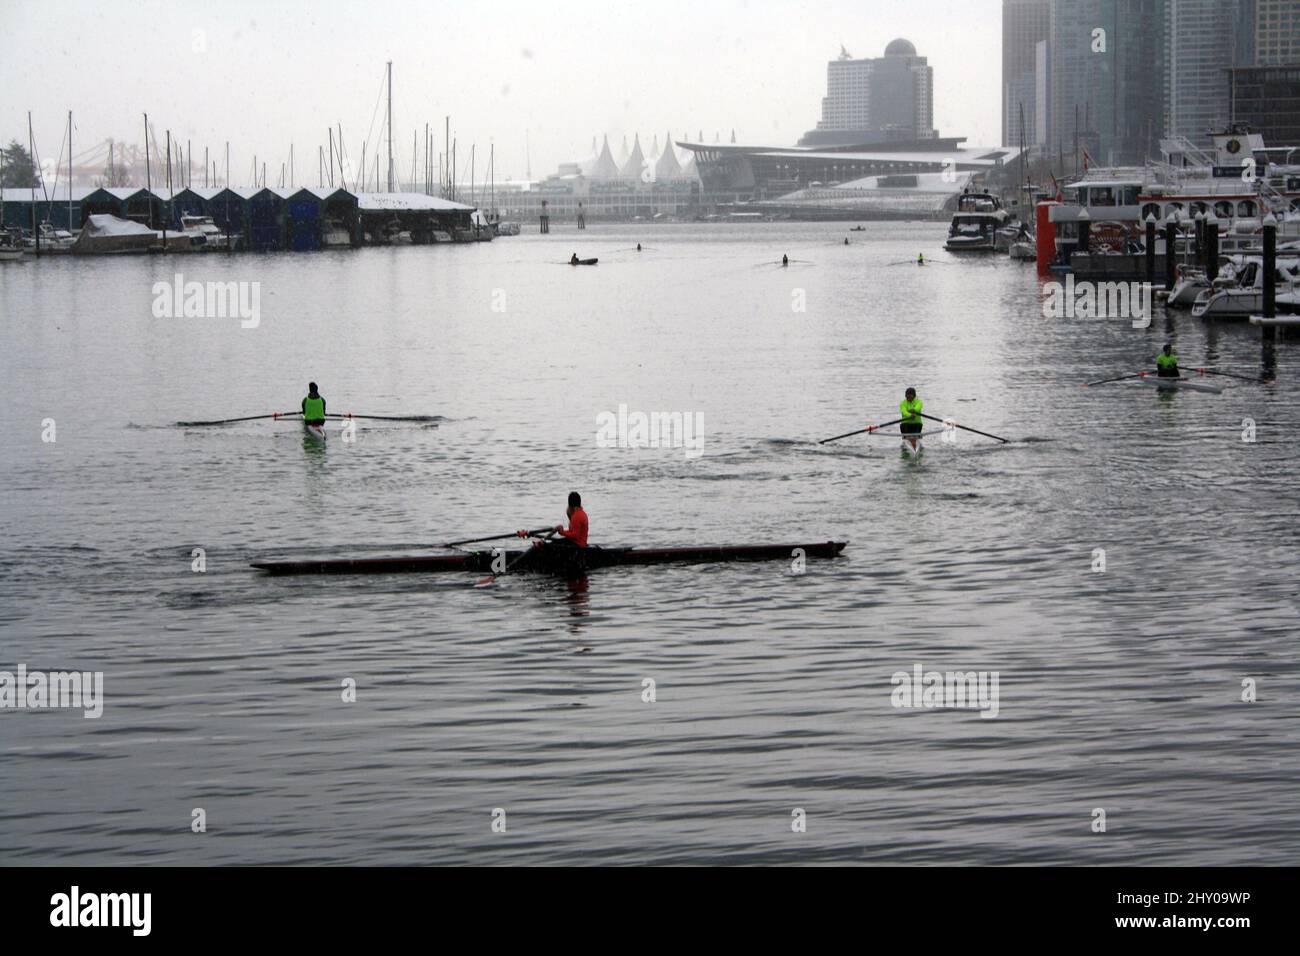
[1155,344,1180,379]
[302,382,326,424]
[900,387,923,451]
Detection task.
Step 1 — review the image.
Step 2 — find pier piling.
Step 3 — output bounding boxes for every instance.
[1144,217,1156,283]
[1263,217,1276,320]
[1206,221,1219,282]
[1163,219,1177,291]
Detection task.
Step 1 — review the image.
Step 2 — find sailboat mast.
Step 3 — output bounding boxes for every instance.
[386,61,393,192]
[143,114,152,230]
[68,110,73,232]
[28,112,39,254]
[165,130,172,242]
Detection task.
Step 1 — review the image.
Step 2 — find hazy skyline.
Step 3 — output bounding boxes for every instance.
[4,0,1003,186]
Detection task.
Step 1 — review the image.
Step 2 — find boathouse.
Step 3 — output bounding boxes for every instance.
[355,192,476,244]
[84,186,181,227]
[2,185,93,231]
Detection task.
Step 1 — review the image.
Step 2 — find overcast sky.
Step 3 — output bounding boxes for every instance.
[4,0,1003,185]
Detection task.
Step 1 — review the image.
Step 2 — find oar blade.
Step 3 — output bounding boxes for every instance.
[176,412,298,426]
[326,413,440,422]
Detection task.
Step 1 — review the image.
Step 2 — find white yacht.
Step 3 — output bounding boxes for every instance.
[23,222,76,253]
[178,214,233,251]
[1190,256,1300,317]
[944,190,1011,252]
[322,219,352,248]
[0,232,24,261]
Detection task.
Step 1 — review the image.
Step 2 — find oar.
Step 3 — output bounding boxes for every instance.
[445,528,552,549]
[177,412,300,426]
[325,413,440,422]
[919,413,1008,444]
[1185,367,1274,384]
[475,529,558,587]
[819,418,904,445]
[1082,373,1144,387]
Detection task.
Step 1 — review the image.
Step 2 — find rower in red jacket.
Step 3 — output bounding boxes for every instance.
[517,492,588,547]
[555,491,588,547]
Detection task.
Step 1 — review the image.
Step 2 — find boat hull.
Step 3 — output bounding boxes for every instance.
[1135,376,1223,394]
[252,541,848,576]
[1167,275,1210,308]
[944,237,997,252]
[304,422,327,441]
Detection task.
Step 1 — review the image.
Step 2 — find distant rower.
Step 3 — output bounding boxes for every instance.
[1156,344,1180,378]
[917,253,925,266]
[570,253,579,265]
[636,243,642,252]
[782,254,789,266]
[302,382,326,425]
[900,387,923,450]
[554,492,588,547]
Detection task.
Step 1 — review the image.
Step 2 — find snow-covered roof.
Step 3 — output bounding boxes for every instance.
[293,186,355,201]
[1,185,97,202]
[355,192,474,212]
[834,170,978,192]
[677,142,1021,168]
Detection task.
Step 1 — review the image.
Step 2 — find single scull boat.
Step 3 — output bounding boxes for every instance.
[252,541,848,576]
[1133,376,1224,394]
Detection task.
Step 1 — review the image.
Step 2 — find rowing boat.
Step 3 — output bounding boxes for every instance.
[304,421,327,441]
[570,257,598,266]
[251,541,847,576]
[1134,376,1224,394]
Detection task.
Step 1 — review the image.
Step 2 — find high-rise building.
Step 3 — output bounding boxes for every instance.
[1253,0,1300,65]
[1229,66,1300,145]
[1034,40,1051,146]
[798,40,936,147]
[1003,0,1051,146]
[1048,0,1166,166]
[1165,0,1253,144]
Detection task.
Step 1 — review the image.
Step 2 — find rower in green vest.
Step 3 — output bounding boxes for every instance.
[302,382,327,424]
[900,387,923,451]
[1155,344,1180,379]
[917,252,925,266]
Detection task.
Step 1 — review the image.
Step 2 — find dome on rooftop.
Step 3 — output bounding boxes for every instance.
[884,38,916,56]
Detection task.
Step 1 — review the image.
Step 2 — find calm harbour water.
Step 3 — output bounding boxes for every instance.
[1,222,1298,865]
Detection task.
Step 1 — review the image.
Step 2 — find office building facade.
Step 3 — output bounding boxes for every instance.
[1002,0,1051,146]
[799,40,936,147]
